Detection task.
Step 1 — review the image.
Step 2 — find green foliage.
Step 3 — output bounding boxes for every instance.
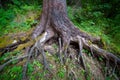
[0,1,41,36]
[80,69,85,76]
[82,49,92,56]
[0,66,22,80]
[68,6,107,37]
[33,60,43,69]
[105,77,111,80]
[98,56,104,61]
[27,63,34,76]
[57,66,66,78]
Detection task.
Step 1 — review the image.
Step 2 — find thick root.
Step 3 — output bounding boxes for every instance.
[58,38,64,64]
[82,37,120,67]
[78,37,87,78]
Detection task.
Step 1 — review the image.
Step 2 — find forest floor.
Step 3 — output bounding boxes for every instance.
[0,28,119,80]
[0,32,105,80]
[0,5,120,80]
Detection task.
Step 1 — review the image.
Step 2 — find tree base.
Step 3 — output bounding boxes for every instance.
[0,28,120,79]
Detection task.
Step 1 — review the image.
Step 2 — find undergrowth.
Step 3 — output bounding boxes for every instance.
[0,1,41,36]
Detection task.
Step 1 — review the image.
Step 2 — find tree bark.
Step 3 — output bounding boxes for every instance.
[32,0,99,42]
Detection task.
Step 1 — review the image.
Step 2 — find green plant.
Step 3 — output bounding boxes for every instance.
[81,69,85,76]
[27,63,34,74]
[57,66,66,78]
[0,1,41,37]
[98,56,104,61]
[33,60,43,69]
[0,66,22,80]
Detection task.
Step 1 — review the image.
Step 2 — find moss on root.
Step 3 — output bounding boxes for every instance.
[0,36,13,48]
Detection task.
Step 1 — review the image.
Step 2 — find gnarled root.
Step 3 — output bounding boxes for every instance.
[28,25,120,79]
[0,29,120,79]
[81,37,120,67]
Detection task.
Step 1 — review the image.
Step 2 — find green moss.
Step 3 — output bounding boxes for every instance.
[0,36,13,48]
[15,41,34,51]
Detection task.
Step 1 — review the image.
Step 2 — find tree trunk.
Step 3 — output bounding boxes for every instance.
[32,0,99,42]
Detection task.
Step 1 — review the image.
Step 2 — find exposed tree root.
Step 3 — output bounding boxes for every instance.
[0,54,28,72]
[0,31,120,79]
[58,38,63,64]
[22,47,30,80]
[31,29,120,79]
[81,37,120,67]
[68,68,77,80]
[0,38,29,56]
[78,37,87,78]
[0,24,120,80]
